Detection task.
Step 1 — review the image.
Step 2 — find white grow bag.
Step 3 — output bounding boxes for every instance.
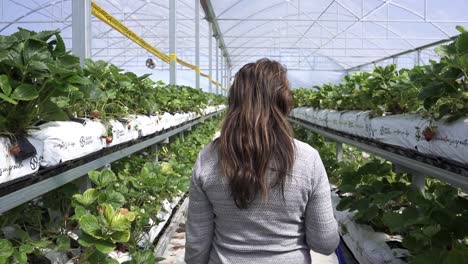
[304,108,319,124]
[130,115,157,137]
[326,110,344,132]
[158,112,174,130]
[30,121,103,167]
[105,119,139,148]
[0,137,43,185]
[416,117,468,165]
[370,114,430,151]
[339,111,372,138]
[331,191,408,264]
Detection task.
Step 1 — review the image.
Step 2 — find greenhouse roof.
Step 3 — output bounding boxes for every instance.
[1,0,467,82]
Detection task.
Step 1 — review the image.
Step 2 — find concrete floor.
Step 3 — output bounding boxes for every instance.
[158,218,339,264]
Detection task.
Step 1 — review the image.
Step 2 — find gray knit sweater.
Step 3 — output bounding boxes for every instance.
[185,139,340,264]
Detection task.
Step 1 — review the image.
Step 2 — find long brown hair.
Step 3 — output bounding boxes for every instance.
[215,58,295,209]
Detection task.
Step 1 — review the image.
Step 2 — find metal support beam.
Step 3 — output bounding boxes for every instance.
[201,0,231,67]
[169,0,177,84]
[347,35,458,71]
[336,142,343,162]
[195,0,200,90]
[221,54,224,92]
[73,0,93,192]
[412,174,426,193]
[72,0,91,67]
[216,40,219,94]
[208,23,213,93]
[289,118,468,193]
[416,49,421,66]
[151,144,159,163]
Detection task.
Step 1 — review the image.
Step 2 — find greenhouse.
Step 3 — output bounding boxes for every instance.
[0,0,467,263]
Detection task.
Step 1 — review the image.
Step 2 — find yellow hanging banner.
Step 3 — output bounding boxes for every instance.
[91,2,170,63]
[91,2,225,91]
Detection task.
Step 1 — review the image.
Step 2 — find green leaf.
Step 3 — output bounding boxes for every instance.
[0,93,17,105]
[32,30,57,41]
[0,257,8,264]
[98,191,126,209]
[28,60,49,72]
[79,215,101,236]
[89,170,117,188]
[72,205,87,220]
[94,240,116,255]
[110,230,131,243]
[56,234,71,252]
[422,224,441,237]
[0,75,12,95]
[127,250,157,264]
[372,191,403,205]
[456,32,468,54]
[18,244,34,254]
[78,233,115,255]
[67,75,91,85]
[73,188,98,206]
[382,211,406,232]
[0,50,8,63]
[109,211,136,231]
[22,38,49,63]
[10,83,39,101]
[0,239,14,258]
[456,25,467,33]
[12,251,27,264]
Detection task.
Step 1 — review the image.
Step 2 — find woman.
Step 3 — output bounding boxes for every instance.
[185,58,339,264]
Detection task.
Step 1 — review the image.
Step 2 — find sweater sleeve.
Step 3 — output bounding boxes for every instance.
[304,153,340,255]
[185,155,214,264]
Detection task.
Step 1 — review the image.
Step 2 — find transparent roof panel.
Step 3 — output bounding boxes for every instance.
[212,0,468,70]
[0,0,468,77]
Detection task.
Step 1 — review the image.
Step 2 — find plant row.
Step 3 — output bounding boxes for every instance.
[293,26,468,121]
[294,126,468,264]
[0,116,222,264]
[0,28,225,137]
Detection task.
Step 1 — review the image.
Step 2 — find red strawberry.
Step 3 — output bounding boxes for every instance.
[106,137,113,144]
[91,110,100,119]
[9,145,21,156]
[422,127,435,142]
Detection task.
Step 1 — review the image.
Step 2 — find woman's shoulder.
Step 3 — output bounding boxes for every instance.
[293,138,320,160]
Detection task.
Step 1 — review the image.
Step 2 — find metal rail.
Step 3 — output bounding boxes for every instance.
[289,118,468,193]
[346,35,459,71]
[0,112,222,214]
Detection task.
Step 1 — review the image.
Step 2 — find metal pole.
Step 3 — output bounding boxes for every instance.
[151,144,158,163]
[72,0,91,67]
[195,0,200,90]
[416,49,421,66]
[169,0,177,84]
[208,23,213,93]
[73,0,92,192]
[412,174,426,193]
[216,40,219,94]
[221,55,224,94]
[336,142,343,162]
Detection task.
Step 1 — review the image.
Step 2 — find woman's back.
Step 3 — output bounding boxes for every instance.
[185,139,339,264]
[185,58,339,264]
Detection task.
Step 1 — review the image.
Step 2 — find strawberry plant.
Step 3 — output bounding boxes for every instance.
[0,28,89,136]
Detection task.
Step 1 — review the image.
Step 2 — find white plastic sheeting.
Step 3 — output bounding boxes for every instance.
[2,0,468,88]
[292,107,468,165]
